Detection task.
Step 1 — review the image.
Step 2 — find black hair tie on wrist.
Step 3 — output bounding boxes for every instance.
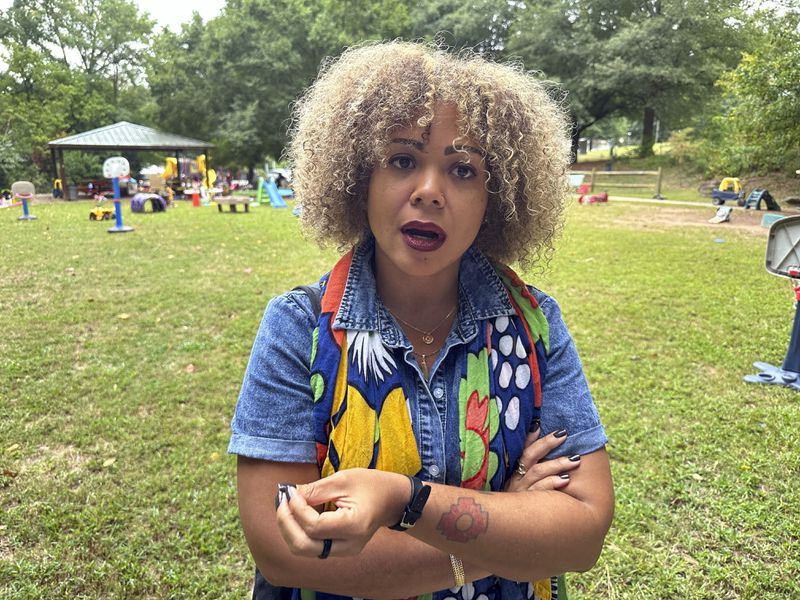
[318,538,333,559]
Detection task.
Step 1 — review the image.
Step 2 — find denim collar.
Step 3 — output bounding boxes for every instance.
[332,237,516,347]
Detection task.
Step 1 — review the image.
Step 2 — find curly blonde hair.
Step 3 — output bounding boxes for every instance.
[287,41,571,267]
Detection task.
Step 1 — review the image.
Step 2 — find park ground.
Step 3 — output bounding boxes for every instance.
[1,169,799,598]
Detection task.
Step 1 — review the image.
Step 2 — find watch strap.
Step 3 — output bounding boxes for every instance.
[389,475,431,531]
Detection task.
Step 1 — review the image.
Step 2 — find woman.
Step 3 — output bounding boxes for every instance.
[229,42,613,600]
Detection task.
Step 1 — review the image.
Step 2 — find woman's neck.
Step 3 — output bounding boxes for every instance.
[374,258,460,326]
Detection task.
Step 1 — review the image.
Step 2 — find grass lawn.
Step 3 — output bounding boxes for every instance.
[2,198,799,598]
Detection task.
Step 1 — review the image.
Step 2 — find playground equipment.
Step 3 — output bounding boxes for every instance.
[161,154,216,198]
[89,195,114,221]
[130,192,167,213]
[11,181,37,220]
[708,206,732,224]
[256,176,292,207]
[575,182,608,204]
[103,156,134,234]
[711,178,744,206]
[742,188,780,211]
[744,215,800,391]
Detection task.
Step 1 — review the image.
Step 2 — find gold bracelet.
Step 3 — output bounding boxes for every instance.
[448,554,465,588]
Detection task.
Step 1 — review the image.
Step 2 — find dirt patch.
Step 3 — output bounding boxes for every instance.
[606,204,789,236]
[19,444,90,475]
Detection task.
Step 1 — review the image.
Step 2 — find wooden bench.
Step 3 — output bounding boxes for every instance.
[216,196,252,213]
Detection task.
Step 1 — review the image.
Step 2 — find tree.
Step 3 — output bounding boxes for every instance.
[508,0,631,159]
[596,0,749,156]
[6,0,154,101]
[712,9,800,173]
[509,0,748,158]
[199,0,323,177]
[409,0,517,56]
[1,0,156,185]
[145,15,215,140]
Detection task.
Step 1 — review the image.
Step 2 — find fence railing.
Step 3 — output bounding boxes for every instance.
[570,167,664,199]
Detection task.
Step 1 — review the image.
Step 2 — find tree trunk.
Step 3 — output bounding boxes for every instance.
[247,165,255,186]
[640,106,655,157]
[570,118,581,164]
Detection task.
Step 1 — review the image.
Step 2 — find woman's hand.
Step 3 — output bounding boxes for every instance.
[504,428,581,493]
[275,468,410,559]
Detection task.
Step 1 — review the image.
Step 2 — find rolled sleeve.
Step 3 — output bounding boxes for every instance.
[537,294,607,459]
[228,289,319,463]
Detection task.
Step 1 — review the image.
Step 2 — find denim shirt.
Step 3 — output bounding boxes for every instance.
[229,240,607,485]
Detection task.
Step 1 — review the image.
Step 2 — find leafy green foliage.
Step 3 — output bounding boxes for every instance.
[712,11,800,174]
[509,0,747,157]
[0,0,157,185]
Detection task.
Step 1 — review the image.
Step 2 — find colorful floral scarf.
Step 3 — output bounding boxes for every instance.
[303,247,561,600]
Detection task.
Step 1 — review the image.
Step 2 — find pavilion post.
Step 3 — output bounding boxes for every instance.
[204,148,210,188]
[58,149,70,199]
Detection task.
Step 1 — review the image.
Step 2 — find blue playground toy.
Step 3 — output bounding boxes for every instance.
[103,156,134,234]
[743,188,780,211]
[745,215,800,390]
[130,192,167,213]
[256,176,291,207]
[11,181,37,221]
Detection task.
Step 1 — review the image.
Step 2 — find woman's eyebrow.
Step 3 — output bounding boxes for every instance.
[445,145,485,157]
[390,138,484,157]
[389,138,424,150]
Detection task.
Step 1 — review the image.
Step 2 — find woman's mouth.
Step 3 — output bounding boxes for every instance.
[401,222,446,252]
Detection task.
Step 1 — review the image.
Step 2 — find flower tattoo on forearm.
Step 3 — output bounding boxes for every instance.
[436,497,489,542]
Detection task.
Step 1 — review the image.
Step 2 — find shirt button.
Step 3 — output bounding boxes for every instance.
[433,387,444,399]
[429,464,441,477]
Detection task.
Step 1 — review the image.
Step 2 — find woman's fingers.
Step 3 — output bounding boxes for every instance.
[517,428,568,470]
[524,453,581,489]
[529,473,573,492]
[275,487,322,556]
[506,429,580,492]
[275,485,363,558]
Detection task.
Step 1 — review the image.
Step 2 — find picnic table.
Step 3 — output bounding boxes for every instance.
[216,196,252,213]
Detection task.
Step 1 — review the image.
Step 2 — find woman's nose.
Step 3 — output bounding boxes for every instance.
[410,167,445,207]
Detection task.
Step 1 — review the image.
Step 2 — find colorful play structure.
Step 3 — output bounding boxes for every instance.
[712,177,781,210]
[256,176,292,208]
[745,215,800,390]
[160,155,217,191]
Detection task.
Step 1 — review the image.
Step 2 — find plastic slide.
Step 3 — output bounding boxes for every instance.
[264,178,287,208]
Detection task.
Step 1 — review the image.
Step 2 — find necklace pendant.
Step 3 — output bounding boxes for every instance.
[421,334,434,345]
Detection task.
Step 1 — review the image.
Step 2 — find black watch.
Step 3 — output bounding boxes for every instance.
[389,475,431,531]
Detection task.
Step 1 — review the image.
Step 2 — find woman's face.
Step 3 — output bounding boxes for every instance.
[367,104,489,284]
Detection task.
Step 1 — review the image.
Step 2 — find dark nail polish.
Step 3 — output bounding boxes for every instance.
[275,486,286,510]
[569,455,581,462]
[529,418,541,433]
[559,473,570,480]
[554,429,568,438]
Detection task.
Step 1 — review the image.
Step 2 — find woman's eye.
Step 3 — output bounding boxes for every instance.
[390,156,415,170]
[452,163,476,179]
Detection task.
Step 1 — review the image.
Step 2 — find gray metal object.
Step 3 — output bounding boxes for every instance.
[745,215,800,390]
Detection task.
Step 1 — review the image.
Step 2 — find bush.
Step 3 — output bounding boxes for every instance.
[665,128,704,174]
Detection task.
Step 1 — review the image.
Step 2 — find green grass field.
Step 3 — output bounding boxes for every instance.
[1,198,798,598]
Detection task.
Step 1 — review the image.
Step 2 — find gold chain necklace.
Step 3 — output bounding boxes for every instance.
[414,348,441,377]
[388,304,458,345]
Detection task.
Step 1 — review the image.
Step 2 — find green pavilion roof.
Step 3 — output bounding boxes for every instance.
[49,121,213,151]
